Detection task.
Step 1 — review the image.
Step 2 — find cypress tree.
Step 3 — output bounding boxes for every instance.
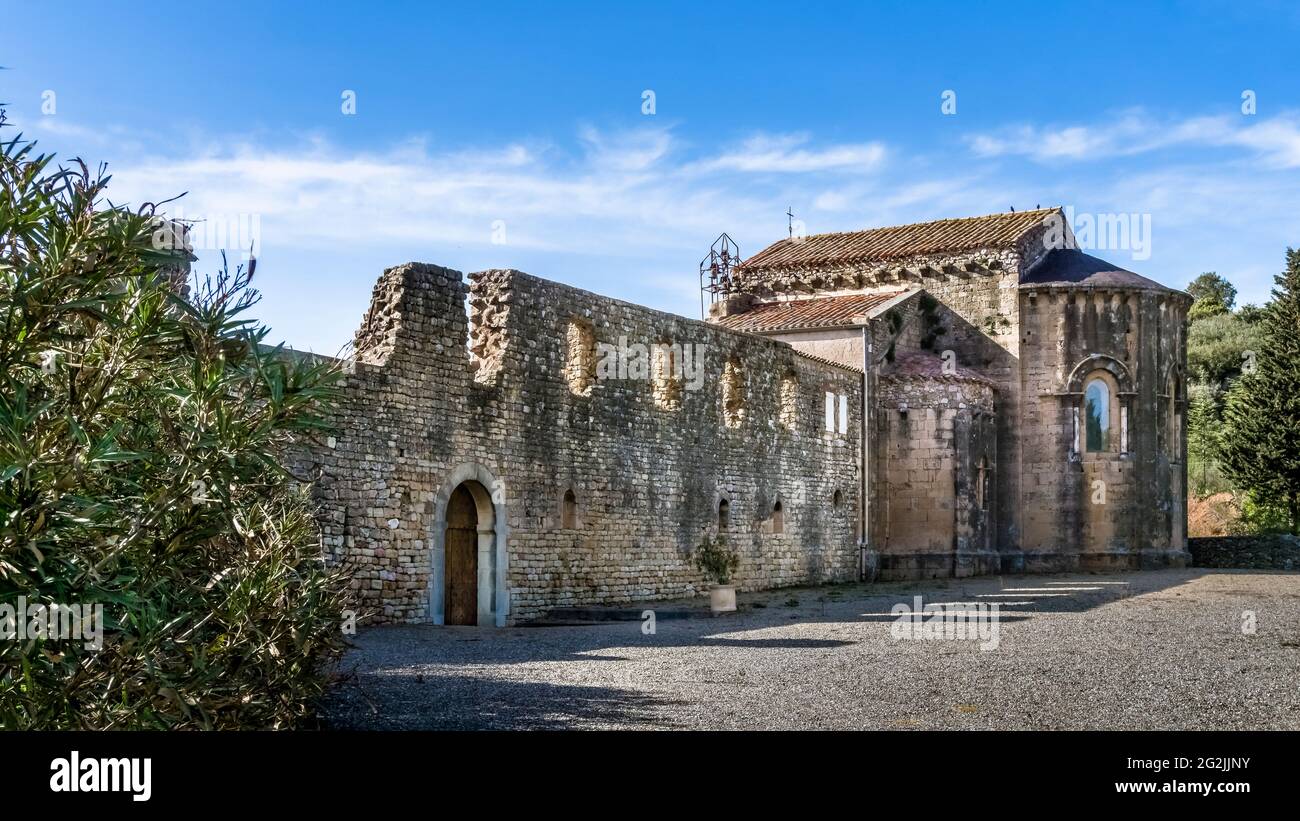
[1186,382,1220,496]
[1219,248,1300,533]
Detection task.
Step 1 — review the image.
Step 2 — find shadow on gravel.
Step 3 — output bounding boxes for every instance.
[322,672,677,730]
[695,637,854,648]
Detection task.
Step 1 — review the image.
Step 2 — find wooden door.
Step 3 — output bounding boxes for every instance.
[445,485,478,625]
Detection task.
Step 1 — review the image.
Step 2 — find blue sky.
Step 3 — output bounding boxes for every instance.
[3,0,1299,352]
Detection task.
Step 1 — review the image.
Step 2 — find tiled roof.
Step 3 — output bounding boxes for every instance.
[793,349,862,373]
[737,208,1059,274]
[880,352,998,387]
[712,291,906,333]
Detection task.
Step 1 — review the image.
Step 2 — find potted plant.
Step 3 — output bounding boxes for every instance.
[693,535,740,613]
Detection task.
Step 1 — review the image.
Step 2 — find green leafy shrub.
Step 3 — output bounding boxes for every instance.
[1229,493,1292,536]
[1187,311,1262,387]
[693,535,739,585]
[0,112,350,728]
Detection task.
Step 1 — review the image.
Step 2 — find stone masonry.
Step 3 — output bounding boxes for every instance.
[714,207,1193,579]
[296,207,1193,625]
[297,264,862,625]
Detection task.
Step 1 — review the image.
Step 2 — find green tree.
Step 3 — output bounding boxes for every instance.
[1186,272,1237,311]
[0,111,350,728]
[1219,249,1300,534]
[1186,310,1263,386]
[1236,303,1266,324]
[1188,295,1231,321]
[1186,381,1224,496]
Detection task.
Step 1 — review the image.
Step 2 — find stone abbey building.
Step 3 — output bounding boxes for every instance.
[298,207,1191,625]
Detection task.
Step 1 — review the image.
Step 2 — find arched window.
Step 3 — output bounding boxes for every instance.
[832,488,844,510]
[975,458,988,511]
[1084,378,1110,452]
[561,488,578,529]
[717,498,730,530]
[771,500,784,534]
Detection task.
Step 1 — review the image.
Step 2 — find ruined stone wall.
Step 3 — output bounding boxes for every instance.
[299,263,863,625]
[1016,285,1190,570]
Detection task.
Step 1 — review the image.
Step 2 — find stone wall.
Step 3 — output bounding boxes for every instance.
[298,263,863,625]
[1016,285,1190,570]
[873,368,997,579]
[1188,536,1300,571]
[734,251,1029,557]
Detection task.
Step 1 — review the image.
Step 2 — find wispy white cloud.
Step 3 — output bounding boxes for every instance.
[12,112,1299,351]
[969,110,1300,168]
[93,126,900,261]
[689,133,886,174]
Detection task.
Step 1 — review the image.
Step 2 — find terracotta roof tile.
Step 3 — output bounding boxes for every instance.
[880,352,997,387]
[712,291,906,333]
[737,208,1059,275]
[793,349,862,373]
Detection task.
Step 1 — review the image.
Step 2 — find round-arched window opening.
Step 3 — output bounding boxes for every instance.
[771,500,784,534]
[1084,378,1110,452]
[718,498,730,530]
[832,489,844,509]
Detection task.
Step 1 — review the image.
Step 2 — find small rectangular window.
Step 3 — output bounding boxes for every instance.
[825,392,835,432]
[838,394,848,434]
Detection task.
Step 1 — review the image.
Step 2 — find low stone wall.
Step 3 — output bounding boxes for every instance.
[1188,535,1300,571]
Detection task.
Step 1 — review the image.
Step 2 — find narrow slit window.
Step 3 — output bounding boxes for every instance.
[565,319,596,396]
[779,374,799,431]
[562,488,577,529]
[722,358,746,427]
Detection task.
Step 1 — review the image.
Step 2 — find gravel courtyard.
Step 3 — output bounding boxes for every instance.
[322,569,1300,730]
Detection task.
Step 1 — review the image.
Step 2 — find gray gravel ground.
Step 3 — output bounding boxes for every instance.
[322,569,1300,730]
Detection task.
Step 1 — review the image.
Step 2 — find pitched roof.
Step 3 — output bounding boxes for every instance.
[1019,249,1183,294]
[737,207,1059,274]
[711,291,907,333]
[880,352,998,387]
[793,349,863,374]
